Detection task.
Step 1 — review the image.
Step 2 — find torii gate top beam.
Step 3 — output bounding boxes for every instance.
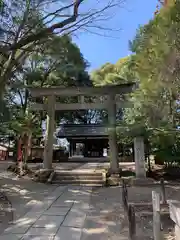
[27,82,137,97]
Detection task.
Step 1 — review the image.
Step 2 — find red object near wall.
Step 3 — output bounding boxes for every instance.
[0,146,8,161]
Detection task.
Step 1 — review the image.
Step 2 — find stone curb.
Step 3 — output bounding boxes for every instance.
[47,171,56,184]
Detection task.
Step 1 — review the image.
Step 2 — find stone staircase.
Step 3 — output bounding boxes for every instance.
[52,170,105,186]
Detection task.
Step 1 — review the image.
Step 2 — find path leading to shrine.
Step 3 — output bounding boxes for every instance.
[0,162,129,240]
[76,162,135,171]
[0,185,92,240]
[0,162,178,239]
[50,161,135,172]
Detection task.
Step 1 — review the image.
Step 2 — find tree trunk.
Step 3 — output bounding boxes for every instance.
[146,140,151,172]
[23,132,32,166]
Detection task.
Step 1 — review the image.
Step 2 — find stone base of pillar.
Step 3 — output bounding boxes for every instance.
[47,171,56,184]
[175,225,180,240]
[107,173,120,186]
[33,168,54,183]
[107,167,122,176]
[131,177,155,186]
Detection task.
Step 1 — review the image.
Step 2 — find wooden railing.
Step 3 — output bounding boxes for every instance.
[121,178,177,240]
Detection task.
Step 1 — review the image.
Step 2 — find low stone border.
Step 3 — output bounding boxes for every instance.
[47,171,56,184]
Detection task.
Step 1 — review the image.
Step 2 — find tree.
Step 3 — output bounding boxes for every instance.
[91,56,135,86]
[88,0,180,168]
[8,34,91,124]
[0,98,11,134]
[90,55,136,125]
[122,0,180,166]
[0,0,123,52]
[2,33,91,171]
[127,0,179,128]
[0,0,124,93]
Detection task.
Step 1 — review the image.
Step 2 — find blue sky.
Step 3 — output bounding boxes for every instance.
[73,0,158,71]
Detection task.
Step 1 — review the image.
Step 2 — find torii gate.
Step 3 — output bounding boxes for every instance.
[28,83,146,178]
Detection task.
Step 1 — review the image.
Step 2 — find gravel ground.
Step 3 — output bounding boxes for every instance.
[85,185,179,240]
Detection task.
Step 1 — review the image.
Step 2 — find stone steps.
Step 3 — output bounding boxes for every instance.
[52,179,104,186]
[56,170,102,176]
[55,175,103,180]
[52,170,105,186]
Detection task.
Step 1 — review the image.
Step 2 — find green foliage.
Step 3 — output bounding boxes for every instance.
[0,0,125,94]
[0,99,10,134]
[1,31,91,137]
[0,0,4,12]
[91,56,136,86]
[126,2,180,163]
[91,1,180,161]
[124,2,179,129]
[152,129,180,165]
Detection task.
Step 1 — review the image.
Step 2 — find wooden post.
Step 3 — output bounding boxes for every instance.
[160,178,166,204]
[128,204,136,240]
[123,180,128,197]
[43,95,55,169]
[152,191,162,240]
[122,180,128,214]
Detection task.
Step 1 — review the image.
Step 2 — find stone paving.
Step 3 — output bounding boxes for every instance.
[0,170,58,225]
[1,182,177,240]
[0,185,92,240]
[0,161,177,240]
[76,162,135,171]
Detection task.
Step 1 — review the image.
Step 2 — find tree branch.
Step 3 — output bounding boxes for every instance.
[42,3,74,23]
[5,0,84,51]
[17,89,25,109]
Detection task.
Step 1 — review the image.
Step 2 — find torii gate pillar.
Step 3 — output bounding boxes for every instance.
[108,94,119,173]
[43,95,55,169]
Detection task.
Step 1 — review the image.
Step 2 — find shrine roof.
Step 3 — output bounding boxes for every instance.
[57,124,109,138]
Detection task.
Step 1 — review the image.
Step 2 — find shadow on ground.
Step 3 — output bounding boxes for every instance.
[0,170,57,234]
[81,184,178,240]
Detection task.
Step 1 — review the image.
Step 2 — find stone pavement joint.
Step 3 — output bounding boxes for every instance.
[0,185,92,240]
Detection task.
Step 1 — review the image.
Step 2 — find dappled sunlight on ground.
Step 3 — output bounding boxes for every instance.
[13,217,37,226]
[0,185,89,238]
[0,162,177,239]
[0,163,57,235]
[80,185,177,240]
[80,186,126,240]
